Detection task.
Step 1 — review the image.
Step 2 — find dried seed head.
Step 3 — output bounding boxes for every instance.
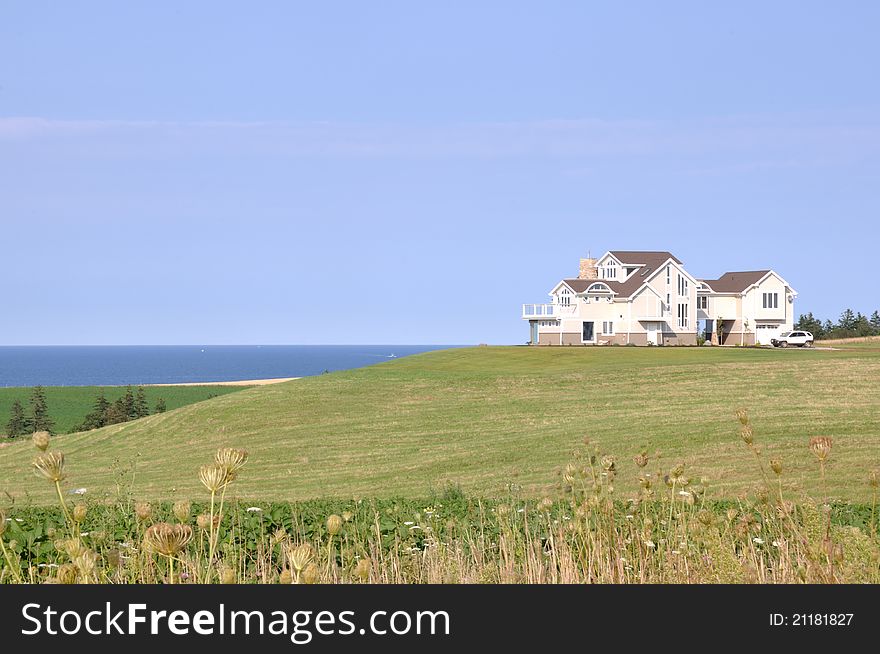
[106,548,122,569]
[199,463,230,492]
[633,453,649,468]
[740,425,754,446]
[63,538,85,559]
[770,459,783,476]
[196,513,219,531]
[219,565,236,584]
[289,542,314,572]
[172,500,192,523]
[215,447,249,480]
[74,550,98,577]
[600,455,615,472]
[302,562,319,584]
[697,509,715,526]
[144,523,193,557]
[537,497,554,513]
[354,558,371,582]
[0,510,5,537]
[342,511,353,522]
[32,431,50,452]
[870,470,879,489]
[273,528,288,545]
[134,502,153,522]
[72,503,87,523]
[735,407,750,426]
[326,514,343,536]
[279,569,293,585]
[32,451,65,482]
[57,563,78,584]
[726,509,738,523]
[809,436,833,463]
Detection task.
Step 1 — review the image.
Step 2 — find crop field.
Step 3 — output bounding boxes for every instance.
[0,346,878,504]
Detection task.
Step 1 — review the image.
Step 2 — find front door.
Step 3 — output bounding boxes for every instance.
[530,321,539,345]
[582,321,595,343]
[647,323,660,345]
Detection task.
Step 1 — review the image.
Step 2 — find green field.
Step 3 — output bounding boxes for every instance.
[0,385,250,435]
[1,346,878,504]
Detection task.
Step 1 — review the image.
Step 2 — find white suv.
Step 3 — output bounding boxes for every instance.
[771,330,814,348]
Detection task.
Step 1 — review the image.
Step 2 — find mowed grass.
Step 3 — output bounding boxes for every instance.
[0,385,250,435]
[1,346,878,504]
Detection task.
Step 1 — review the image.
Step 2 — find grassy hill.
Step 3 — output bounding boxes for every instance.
[1,346,878,504]
[0,385,250,435]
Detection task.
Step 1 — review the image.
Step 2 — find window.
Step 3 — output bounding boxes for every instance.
[666,293,671,309]
[666,265,670,285]
[762,292,778,309]
[677,303,689,329]
[559,288,572,306]
[602,321,615,335]
[677,274,688,297]
[697,296,708,310]
[602,264,617,279]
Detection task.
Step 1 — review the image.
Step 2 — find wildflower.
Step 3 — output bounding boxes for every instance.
[135,502,153,522]
[74,550,98,577]
[246,507,262,513]
[272,528,288,545]
[144,523,193,557]
[753,537,764,545]
[196,513,219,530]
[32,431,50,452]
[73,504,87,523]
[69,488,87,495]
[302,562,319,584]
[219,565,236,584]
[199,463,230,492]
[63,538,85,559]
[600,455,615,472]
[173,500,191,523]
[33,451,65,482]
[735,407,749,426]
[57,564,78,585]
[809,436,832,463]
[215,447,248,480]
[354,558,371,582]
[697,509,714,526]
[289,543,314,572]
[326,514,343,536]
[770,459,783,476]
[342,511,354,522]
[740,425,754,446]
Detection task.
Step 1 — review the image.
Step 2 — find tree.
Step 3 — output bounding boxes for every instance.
[795,312,824,338]
[29,386,55,434]
[870,310,880,335]
[133,386,150,418]
[154,397,167,414]
[121,386,136,421]
[105,398,128,425]
[854,312,873,337]
[837,308,857,332]
[77,390,110,431]
[5,400,27,438]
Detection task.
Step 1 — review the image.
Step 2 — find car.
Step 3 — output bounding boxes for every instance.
[771,330,814,348]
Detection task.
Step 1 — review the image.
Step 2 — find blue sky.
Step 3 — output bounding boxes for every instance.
[2,2,879,345]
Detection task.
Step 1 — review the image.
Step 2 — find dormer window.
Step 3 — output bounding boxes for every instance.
[587,283,612,294]
[558,287,572,306]
[601,262,618,279]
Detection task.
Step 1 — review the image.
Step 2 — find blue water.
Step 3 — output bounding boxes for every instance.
[0,345,461,387]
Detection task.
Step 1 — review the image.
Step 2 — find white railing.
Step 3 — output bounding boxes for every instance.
[522,303,556,318]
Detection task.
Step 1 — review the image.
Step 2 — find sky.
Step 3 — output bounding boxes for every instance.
[1,2,879,345]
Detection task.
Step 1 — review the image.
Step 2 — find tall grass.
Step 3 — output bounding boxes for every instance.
[1,414,879,584]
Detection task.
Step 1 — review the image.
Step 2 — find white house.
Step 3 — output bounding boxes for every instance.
[522,251,797,346]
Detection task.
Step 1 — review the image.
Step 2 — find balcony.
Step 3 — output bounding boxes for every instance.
[522,303,576,319]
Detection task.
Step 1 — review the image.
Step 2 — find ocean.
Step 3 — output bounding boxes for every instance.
[0,345,460,387]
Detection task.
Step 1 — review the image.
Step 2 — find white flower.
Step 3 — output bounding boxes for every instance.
[404,521,414,526]
[644,540,656,549]
[69,488,87,495]
[772,540,781,548]
[753,537,764,545]
[246,507,262,512]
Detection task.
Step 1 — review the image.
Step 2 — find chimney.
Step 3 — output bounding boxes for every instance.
[579,257,598,280]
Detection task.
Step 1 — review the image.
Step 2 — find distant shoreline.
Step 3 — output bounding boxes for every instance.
[146,377,300,387]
